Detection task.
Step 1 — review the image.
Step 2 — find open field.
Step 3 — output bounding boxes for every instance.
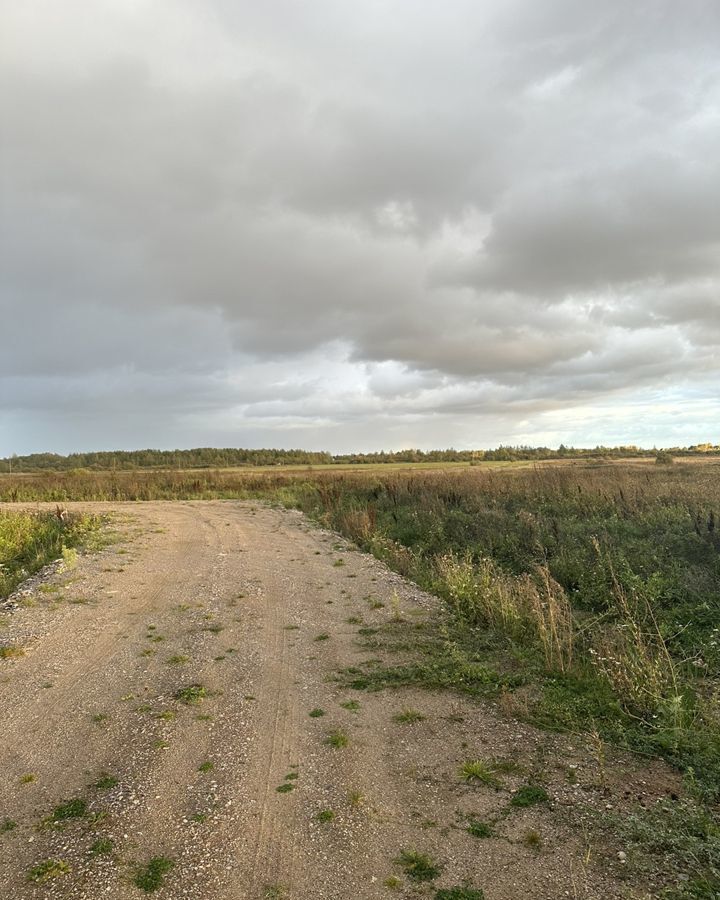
[1,462,719,897]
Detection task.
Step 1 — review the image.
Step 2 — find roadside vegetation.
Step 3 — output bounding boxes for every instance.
[0,509,101,600]
[2,459,719,893]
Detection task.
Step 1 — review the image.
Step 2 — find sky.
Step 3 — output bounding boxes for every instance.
[1,0,719,456]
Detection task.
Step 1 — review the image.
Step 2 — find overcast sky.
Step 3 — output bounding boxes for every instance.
[1,1,719,455]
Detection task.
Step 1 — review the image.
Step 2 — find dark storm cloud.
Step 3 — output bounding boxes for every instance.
[1,0,718,453]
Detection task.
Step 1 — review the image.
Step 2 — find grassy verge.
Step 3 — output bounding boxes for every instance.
[0,509,101,599]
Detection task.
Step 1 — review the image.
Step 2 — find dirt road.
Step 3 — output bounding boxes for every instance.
[0,502,668,899]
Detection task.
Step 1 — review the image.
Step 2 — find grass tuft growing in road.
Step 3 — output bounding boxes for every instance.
[396,849,441,882]
[325,729,349,748]
[134,856,174,892]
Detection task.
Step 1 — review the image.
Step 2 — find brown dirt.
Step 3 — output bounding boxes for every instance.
[0,501,678,899]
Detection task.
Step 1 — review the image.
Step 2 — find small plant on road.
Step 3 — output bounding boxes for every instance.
[175,684,207,705]
[510,784,548,808]
[134,856,174,892]
[93,774,118,790]
[276,783,294,793]
[326,729,349,748]
[459,759,501,787]
[317,808,335,822]
[27,858,70,883]
[394,708,425,724]
[396,849,441,882]
[435,888,485,900]
[50,797,87,822]
[309,707,325,717]
[466,817,493,838]
[90,837,114,855]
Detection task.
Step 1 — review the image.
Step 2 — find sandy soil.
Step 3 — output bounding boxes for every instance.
[0,502,676,899]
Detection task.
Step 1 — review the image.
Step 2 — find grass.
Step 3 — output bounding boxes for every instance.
[175,684,207,704]
[167,655,189,666]
[434,889,485,900]
[0,508,102,600]
[1,818,17,833]
[198,761,214,773]
[466,818,493,838]
[27,858,70,883]
[50,797,87,822]
[510,784,549,808]
[134,856,174,892]
[459,760,502,788]
[393,708,426,724]
[93,774,118,790]
[325,729,349,748]
[523,829,542,849]
[314,632,330,641]
[276,783,294,793]
[340,699,361,711]
[309,707,325,717]
[317,808,335,822]
[0,645,24,660]
[90,837,114,855]
[396,849,441,882]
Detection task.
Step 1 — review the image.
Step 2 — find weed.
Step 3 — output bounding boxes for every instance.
[340,700,361,711]
[50,797,88,822]
[315,632,330,641]
[435,889,485,900]
[93,774,118,790]
[510,784,549,808]
[466,818,493,838]
[198,761,214,773]
[276,783,294,793]
[1,818,17,833]
[348,790,364,807]
[0,646,25,660]
[384,875,402,889]
[263,885,285,899]
[393,708,425,724]
[61,546,78,570]
[459,760,501,788]
[92,712,109,724]
[175,684,207,704]
[347,616,364,624]
[333,559,345,567]
[167,655,189,666]
[396,849,441,882]
[309,708,325,717]
[524,829,543,849]
[134,856,174,892]
[326,730,349,748]
[90,837,114,855]
[20,773,36,784]
[317,809,335,822]
[27,858,70,883]
[191,813,208,823]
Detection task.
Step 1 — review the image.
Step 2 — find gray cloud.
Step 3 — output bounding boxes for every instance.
[1,0,719,454]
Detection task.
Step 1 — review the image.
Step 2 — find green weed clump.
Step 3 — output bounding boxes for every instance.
[396,849,441,882]
[134,856,174,892]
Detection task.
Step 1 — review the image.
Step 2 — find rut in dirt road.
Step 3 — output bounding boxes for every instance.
[0,502,666,899]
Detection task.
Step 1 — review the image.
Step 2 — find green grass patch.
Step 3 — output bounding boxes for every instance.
[134,856,174,892]
[396,849,441,882]
[510,784,549,808]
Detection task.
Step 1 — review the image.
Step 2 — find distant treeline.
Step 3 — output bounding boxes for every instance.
[1,443,718,473]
